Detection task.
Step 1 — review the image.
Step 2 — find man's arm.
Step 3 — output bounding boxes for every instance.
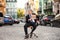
[25,15,28,23]
[36,15,40,24]
[25,15,31,23]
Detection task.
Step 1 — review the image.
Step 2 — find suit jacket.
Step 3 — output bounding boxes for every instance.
[25,15,30,23]
[25,14,39,23]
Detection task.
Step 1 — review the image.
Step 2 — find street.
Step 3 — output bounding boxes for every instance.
[0,23,60,40]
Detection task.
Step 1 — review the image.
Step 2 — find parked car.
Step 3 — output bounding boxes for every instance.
[13,19,20,24]
[51,14,60,27]
[40,15,55,26]
[4,15,14,25]
[0,12,4,26]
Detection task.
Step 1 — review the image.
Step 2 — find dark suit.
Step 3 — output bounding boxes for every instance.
[25,15,31,23]
[24,14,39,35]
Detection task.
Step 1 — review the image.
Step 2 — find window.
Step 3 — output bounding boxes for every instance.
[10,0,12,2]
[0,3,2,7]
[13,0,14,1]
[0,12,3,17]
[6,0,17,2]
[6,0,9,2]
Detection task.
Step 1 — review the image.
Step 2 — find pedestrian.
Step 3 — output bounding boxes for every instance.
[24,9,39,39]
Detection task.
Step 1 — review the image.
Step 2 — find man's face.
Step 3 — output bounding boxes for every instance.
[28,10,32,15]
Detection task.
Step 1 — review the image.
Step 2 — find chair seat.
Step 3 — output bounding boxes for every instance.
[28,26,33,29]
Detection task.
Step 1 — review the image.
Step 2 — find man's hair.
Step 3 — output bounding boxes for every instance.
[32,13,36,15]
[27,2,29,5]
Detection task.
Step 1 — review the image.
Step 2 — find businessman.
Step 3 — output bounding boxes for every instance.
[24,9,39,39]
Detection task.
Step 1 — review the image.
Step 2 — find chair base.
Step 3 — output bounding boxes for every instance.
[28,33,38,38]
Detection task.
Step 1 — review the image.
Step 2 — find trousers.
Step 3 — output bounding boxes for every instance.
[24,22,37,35]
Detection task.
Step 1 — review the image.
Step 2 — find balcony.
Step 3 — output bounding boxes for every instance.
[0,3,3,7]
[0,3,5,7]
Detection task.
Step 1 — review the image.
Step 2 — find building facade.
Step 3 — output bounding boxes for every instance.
[0,0,6,15]
[53,0,60,15]
[6,0,17,19]
[39,0,52,15]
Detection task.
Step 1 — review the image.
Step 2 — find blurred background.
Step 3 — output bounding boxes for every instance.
[0,0,60,18]
[0,0,60,26]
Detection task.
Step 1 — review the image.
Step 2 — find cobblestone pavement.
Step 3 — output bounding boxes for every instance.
[0,23,60,40]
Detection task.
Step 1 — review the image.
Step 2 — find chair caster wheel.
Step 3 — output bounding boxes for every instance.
[36,36,38,38]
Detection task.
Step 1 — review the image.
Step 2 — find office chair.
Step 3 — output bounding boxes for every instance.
[28,26,38,38]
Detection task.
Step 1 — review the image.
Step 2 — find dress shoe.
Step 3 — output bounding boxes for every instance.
[24,34,29,39]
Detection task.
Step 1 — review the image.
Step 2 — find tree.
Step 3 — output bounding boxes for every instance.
[17,8,24,18]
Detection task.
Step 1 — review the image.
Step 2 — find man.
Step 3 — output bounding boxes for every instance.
[24,10,39,39]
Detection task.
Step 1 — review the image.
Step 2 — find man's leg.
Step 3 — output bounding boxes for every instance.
[31,26,37,33]
[24,23,30,39]
[30,23,37,38]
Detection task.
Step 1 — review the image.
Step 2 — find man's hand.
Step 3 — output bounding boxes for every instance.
[37,21,40,24]
[28,19,31,21]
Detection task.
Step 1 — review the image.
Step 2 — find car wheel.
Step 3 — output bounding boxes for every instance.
[17,22,19,24]
[10,24,13,25]
[0,24,3,26]
[51,22,56,27]
[42,23,46,26]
